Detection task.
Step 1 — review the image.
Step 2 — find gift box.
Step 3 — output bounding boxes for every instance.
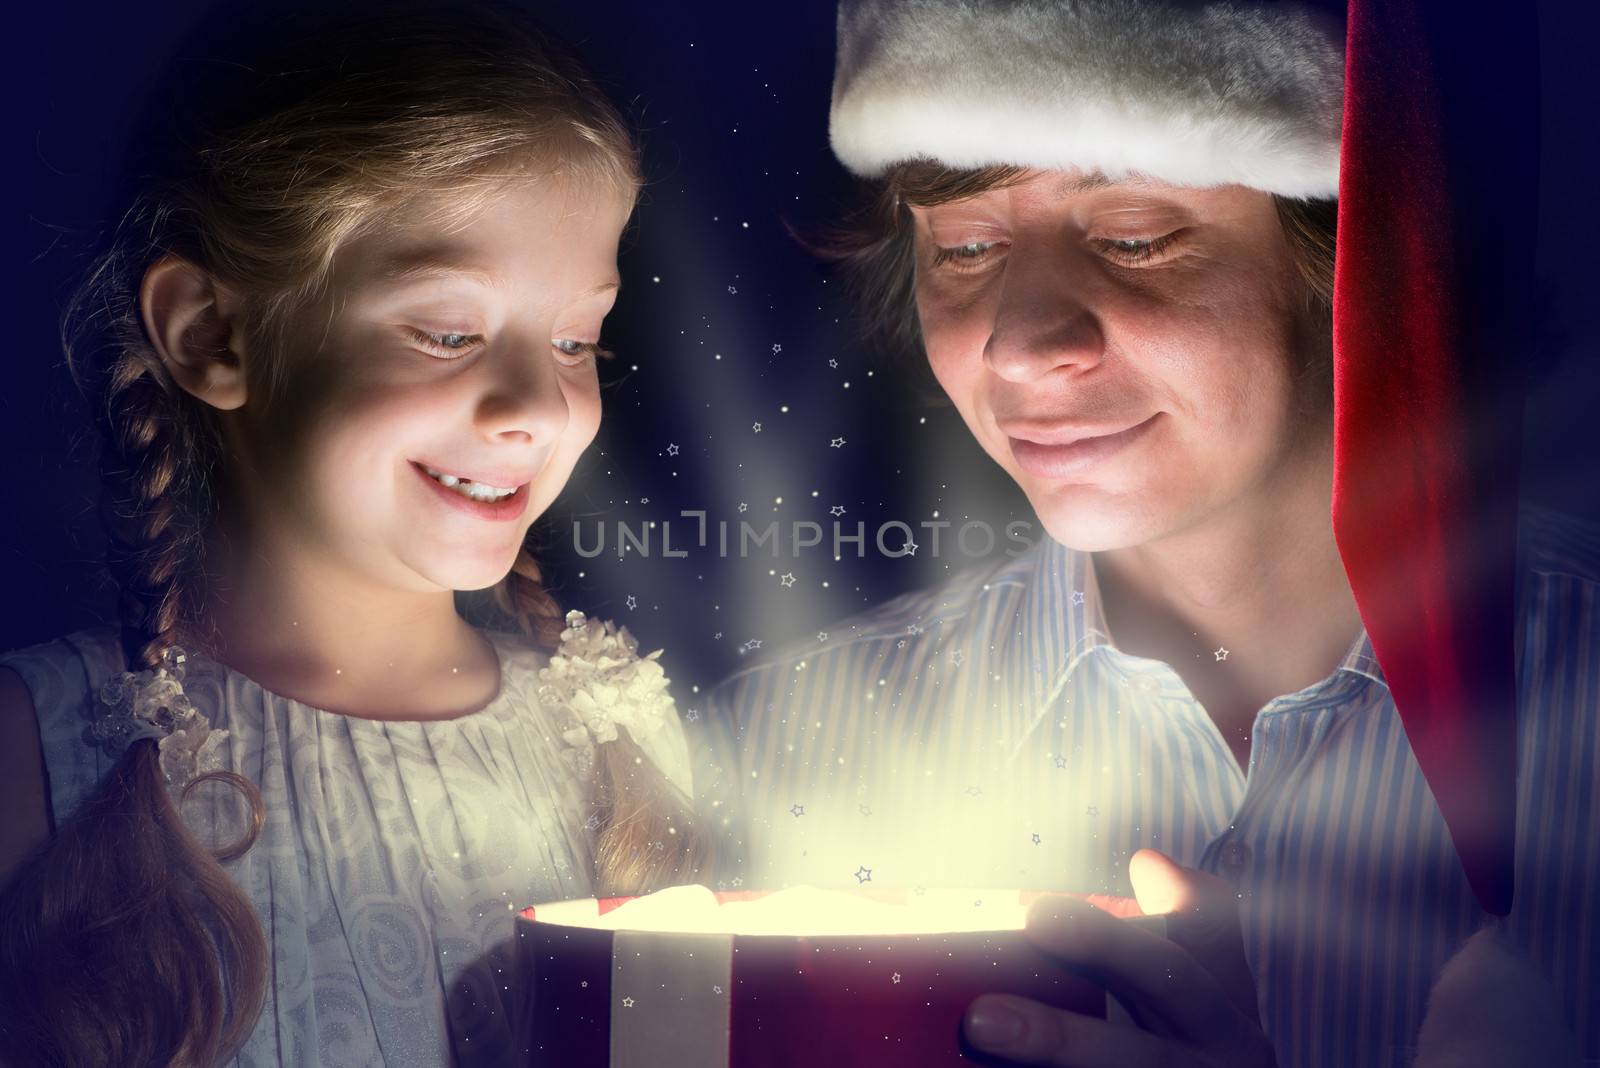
[514,885,1165,1067]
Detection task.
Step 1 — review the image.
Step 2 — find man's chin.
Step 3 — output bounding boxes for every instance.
[1029,491,1165,554]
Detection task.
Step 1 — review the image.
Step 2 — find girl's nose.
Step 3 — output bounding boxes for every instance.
[475,343,570,446]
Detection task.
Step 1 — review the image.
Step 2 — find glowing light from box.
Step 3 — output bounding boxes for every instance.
[534,884,1043,936]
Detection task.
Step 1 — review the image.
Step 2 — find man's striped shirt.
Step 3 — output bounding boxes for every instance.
[691,503,1599,1066]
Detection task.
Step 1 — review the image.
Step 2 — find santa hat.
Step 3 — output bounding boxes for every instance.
[830,0,1538,917]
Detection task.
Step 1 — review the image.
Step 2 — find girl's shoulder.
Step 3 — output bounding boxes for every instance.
[480,625,550,677]
[0,627,124,705]
[506,613,695,801]
[0,627,124,830]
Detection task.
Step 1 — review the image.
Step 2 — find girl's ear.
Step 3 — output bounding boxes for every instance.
[139,255,249,411]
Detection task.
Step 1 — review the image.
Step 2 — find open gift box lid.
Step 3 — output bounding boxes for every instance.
[513,885,1165,1067]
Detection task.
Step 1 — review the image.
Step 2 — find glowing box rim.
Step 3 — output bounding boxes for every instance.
[514,887,1163,1068]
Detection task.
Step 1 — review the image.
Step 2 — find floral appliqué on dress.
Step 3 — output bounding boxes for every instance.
[536,610,675,776]
[88,645,228,790]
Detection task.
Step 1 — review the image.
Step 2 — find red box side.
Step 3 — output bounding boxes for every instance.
[727,929,1107,1067]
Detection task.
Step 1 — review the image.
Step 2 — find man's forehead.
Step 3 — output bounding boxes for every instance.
[1042,170,1170,197]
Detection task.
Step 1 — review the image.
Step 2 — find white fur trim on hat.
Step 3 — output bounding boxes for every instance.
[830,0,1345,197]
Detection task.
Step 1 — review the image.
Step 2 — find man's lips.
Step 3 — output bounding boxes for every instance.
[1004,414,1161,479]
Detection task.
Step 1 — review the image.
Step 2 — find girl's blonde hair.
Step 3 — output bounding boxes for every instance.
[0,5,706,1064]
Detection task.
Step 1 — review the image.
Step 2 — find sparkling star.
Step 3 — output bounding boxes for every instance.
[817,631,829,642]
[858,803,872,816]
[772,343,783,354]
[731,876,743,888]
[752,421,763,432]
[854,866,873,884]
[829,505,846,516]
[950,650,964,666]
[780,572,796,588]
[903,540,919,556]
[622,996,635,1008]
[1031,833,1042,845]
[891,972,902,984]
[713,631,723,640]
[828,358,838,368]
[625,594,638,610]
[1071,590,1086,606]
[666,443,680,456]
[727,285,737,295]
[738,502,748,512]
[965,785,982,797]
[1214,646,1230,662]
[912,885,926,896]
[829,436,846,448]
[713,984,723,994]
[685,708,700,722]
[1054,755,1068,769]
[790,804,805,817]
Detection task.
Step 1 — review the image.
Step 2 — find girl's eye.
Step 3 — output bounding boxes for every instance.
[552,338,611,366]
[930,241,1003,271]
[1091,231,1182,265]
[407,327,485,360]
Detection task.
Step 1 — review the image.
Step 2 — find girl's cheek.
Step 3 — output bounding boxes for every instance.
[564,374,604,449]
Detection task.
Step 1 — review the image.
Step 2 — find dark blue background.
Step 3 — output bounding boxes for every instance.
[12,1,1600,703]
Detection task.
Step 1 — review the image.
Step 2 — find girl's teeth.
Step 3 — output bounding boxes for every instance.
[422,465,516,501]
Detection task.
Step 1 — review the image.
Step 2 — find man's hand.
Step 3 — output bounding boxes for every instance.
[960,848,1276,1067]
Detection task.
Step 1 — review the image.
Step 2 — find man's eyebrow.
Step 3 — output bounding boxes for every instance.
[1055,172,1112,195]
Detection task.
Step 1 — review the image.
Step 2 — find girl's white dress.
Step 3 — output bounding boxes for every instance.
[0,626,692,1068]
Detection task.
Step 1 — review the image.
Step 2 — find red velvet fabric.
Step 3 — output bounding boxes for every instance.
[1333,0,1535,916]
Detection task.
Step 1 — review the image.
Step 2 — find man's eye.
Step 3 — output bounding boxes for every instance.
[1091,232,1182,264]
[407,328,484,359]
[931,241,1002,269]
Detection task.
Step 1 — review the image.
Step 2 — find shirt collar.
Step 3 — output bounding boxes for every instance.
[1006,535,1115,711]
[1010,533,1387,708]
[1334,626,1387,688]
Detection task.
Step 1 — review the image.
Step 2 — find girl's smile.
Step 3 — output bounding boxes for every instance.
[410,459,532,522]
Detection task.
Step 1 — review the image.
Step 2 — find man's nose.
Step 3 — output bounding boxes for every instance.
[982,246,1105,383]
[475,342,570,446]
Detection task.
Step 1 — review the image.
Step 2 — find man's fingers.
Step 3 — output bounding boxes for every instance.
[962,994,1190,1068]
[1023,895,1239,1044]
[1129,848,1262,1024]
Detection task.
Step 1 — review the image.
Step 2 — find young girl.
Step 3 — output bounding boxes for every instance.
[0,5,705,1065]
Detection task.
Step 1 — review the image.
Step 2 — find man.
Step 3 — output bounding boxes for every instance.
[693,1,1595,1064]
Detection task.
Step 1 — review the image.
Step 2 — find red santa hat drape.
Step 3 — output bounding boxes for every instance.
[1334,0,1537,916]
